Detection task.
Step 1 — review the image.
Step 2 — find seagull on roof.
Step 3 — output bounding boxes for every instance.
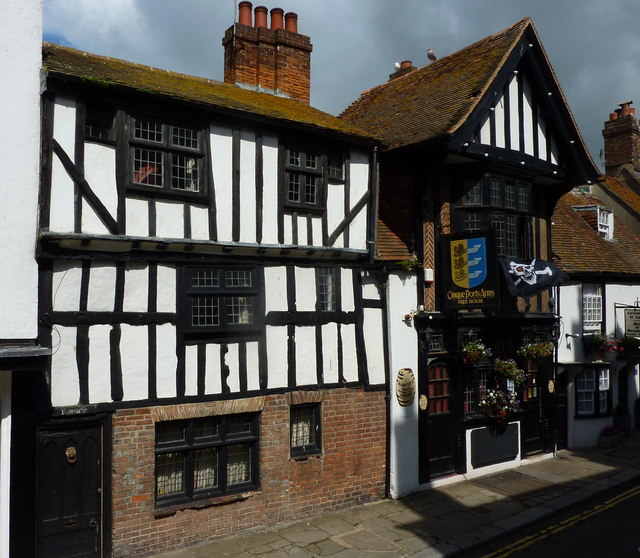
[394,61,401,70]
[427,48,437,62]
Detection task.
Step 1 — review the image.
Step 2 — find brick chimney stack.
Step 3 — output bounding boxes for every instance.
[388,60,417,81]
[223,2,312,104]
[602,101,640,176]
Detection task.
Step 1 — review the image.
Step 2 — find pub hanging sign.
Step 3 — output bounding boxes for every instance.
[442,232,500,310]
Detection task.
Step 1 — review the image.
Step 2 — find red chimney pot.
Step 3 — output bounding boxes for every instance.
[238,1,253,26]
[270,8,284,30]
[284,11,298,32]
[620,101,633,117]
[400,60,412,70]
[254,5,268,28]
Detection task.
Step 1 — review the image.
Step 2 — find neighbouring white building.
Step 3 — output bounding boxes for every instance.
[554,101,640,448]
[0,1,48,557]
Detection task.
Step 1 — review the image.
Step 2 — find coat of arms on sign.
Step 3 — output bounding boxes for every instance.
[451,238,487,288]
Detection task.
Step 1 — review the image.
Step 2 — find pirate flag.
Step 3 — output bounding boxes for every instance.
[498,257,568,298]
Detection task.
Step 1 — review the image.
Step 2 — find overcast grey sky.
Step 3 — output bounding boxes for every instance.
[43,0,640,171]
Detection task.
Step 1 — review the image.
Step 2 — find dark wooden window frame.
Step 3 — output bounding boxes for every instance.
[154,413,259,507]
[283,145,325,212]
[179,266,262,342]
[290,403,322,458]
[454,174,533,258]
[126,113,208,199]
[316,266,339,312]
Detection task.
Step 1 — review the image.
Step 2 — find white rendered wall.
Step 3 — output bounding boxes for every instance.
[0,0,42,339]
[559,282,640,447]
[386,272,419,498]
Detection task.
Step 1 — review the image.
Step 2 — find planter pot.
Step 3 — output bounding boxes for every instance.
[613,414,632,436]
[604,351,617,362]
[598,433,623,448]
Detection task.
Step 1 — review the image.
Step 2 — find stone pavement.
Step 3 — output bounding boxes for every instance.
[153,432,640,557]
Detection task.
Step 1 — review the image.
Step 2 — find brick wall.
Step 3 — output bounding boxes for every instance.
[222,24,312,104]
[603,105,640,176]
[111,388,386,556]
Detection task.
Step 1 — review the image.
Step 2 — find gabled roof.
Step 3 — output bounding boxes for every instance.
[552,189,640,276]
[341,18,529,149]
[42,42,374,143]
[340,18,594,177]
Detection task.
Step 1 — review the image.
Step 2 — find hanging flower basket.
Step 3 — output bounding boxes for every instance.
[478,389,519,424]
[583,333,620,356]
[493,358,526,386]
[517,341,554,360]
[461,341,491,364]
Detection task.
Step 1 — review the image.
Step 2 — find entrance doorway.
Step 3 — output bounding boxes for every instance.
[36,422,105,557]
[419,361,461,481]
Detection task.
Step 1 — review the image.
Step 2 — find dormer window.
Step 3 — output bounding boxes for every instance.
[597,207,613,240]
[573,205,614,241]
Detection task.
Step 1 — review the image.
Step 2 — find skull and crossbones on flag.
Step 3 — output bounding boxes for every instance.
[499,257,569,298]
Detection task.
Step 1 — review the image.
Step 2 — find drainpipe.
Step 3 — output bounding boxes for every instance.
[368,146,379,264]
[379,269,392,497]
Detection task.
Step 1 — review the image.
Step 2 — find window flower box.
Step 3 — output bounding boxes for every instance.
[597,424,623,448]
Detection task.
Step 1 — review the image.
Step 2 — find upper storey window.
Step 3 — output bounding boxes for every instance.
[84,105,209,200]
[85,105,114,142]
[130,116,206,197]
[454,175,532,258]
[180,267,260,341]
[285,147,322,211]
[282,145,345,213]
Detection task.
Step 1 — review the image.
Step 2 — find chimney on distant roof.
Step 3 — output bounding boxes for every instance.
[223,2,313,104]
[388,60,417,81]
[603,101,640,176]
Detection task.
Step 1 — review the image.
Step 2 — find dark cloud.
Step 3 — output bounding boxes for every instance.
[44,0,640,171]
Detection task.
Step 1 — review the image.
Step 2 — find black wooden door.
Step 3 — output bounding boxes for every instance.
[520,360,544,455]
[36,424,102,558]
[420,363,459,479]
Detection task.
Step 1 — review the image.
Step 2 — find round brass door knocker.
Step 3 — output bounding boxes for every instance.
[65,446,77,464]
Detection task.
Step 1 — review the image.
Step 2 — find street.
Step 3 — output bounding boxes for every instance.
[464,478,640,557]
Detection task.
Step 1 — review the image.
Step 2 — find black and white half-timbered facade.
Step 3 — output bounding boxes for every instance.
[342,18,599,496]
[11,6,389,557]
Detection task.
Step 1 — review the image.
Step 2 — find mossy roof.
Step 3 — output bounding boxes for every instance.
[341,18,534,150]
[42,42,375,143]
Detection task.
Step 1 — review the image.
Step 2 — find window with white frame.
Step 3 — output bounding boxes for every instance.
[155,413,259,506]
[290,404,322,457]
[576,367,610,416]
[317,267,337,311]
[582,284,603,333]
[597,207,613,240]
